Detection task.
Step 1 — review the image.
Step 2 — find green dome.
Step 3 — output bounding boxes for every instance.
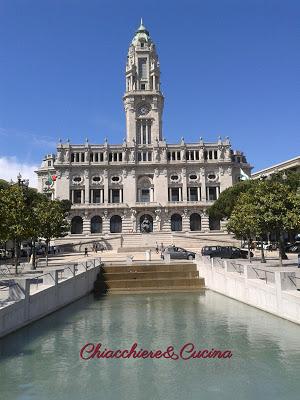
[131,18,152,45]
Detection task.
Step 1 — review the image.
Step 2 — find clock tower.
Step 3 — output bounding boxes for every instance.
[123,20,164,145]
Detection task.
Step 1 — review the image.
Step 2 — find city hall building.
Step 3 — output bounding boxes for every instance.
[36,21,251,241]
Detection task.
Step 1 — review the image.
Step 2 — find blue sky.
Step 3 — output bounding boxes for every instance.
[0,0,299,185]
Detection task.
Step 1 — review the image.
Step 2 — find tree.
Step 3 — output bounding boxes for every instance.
[0,185,31,273]
[226,192,261,262]
[36,198,70,266]
[208,180,255,220]
[227,181,300,266]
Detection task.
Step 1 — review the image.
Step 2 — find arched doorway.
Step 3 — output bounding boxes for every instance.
[209,217,220,231]
[190,213,201,231]
[139,214,153,233]
[71,216,83,234]
[110,215,122,233]
[171,213,182,231]
[91,216,102,234]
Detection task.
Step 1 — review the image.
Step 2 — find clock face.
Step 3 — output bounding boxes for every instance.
[138,104,150,115]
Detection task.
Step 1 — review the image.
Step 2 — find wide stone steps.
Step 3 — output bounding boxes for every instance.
[94,261,205,294]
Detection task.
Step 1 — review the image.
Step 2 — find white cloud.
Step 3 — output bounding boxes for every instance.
[0,156,38,188]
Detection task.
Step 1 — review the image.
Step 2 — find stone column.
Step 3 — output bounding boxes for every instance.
[83,212,90,236]
[182,209,190,232]
[201,211,210,232]
[84,170,90,204]
[103,170,109,203]
[102,210,110,234]
[182,168,187,201]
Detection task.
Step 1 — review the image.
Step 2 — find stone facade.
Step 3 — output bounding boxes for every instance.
[36,21,252,238]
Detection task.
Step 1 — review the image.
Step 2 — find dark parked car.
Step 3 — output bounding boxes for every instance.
[201,246,253,259]
[164,246,196,260]
[285,242,300,253]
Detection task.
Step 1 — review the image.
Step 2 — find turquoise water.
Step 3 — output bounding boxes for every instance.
[1,291,300,400]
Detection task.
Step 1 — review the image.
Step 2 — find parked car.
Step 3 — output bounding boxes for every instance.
[256,242,273,251]
[201,246,253,259]
[0,249,13,259]
[164,246,196,260]
[285,242,300,253]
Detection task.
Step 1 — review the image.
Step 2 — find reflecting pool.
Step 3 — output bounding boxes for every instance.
[1,291,300,400]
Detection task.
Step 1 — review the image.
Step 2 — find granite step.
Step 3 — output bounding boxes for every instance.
[104,277,205,289]
[103,270,199,280]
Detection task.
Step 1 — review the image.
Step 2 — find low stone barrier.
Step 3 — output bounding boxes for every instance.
[0,258,101,338]
[197,256,300,325]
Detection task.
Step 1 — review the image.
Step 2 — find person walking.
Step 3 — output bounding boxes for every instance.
[84,247,88,257]
[155,242,159,254]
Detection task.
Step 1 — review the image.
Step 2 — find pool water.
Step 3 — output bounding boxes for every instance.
[0,291,300,400]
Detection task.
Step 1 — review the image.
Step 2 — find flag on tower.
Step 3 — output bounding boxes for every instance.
[240,168,250,181]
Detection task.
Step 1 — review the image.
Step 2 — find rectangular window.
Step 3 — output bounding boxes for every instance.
[142,152,147,161]
[137,122,141,144]
[81,153,85,162]
[148,124,151,143]
[141,189,150,202]
[148,152,152,161]
[142,125,147,144]
[109,153,112,162]
[189,187,198,201]
[76,153,80,162]
[209,151,213,160]
[195,151,199,160]
[100,153,104,162]
[138,152,142,161]
[171,188,180,202]
[94,189,101,203]
[214,150,218,159]
[90,153,94,162]
[138,58,147,79]
[95,153,99,162]
[111,189,120,203]
[186,151,190,160]
[113,153,118,162]
[73,190,82,204]
[177,152,181,160]
[141,83,146,90]
[207,187,218,201]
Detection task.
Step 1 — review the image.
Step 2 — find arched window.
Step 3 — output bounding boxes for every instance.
[190,213,201,231]
[209,217,221,231]
[171,214,182,231]
[71,216,83,234]
[139,214,153,233]
[110,215,122,233]
[91,216,102,234]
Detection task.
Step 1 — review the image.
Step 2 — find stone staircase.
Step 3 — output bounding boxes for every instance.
[94,261,205,294]
[118,232,239,252]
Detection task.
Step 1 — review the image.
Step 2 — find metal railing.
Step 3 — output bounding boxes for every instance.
[251,267,275,284]
[288,274,300,289]
[228,261,244,275]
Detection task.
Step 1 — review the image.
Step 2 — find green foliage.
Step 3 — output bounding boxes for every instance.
[208,180,255,220]
[35,198,70,243]
[227,180,300,265]
[226,192,261,239]
[0,185,32,243]
[0,179,9,190]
